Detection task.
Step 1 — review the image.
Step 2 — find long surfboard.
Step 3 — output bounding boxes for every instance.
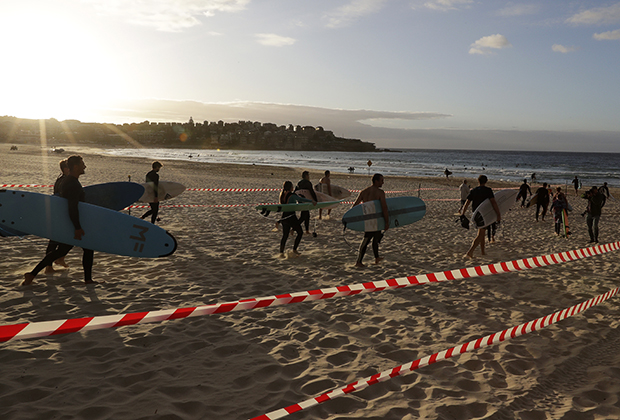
[342,196,426,232]
[0,182,145,237]
[315,183,351,199]
[138,181,185,203]
[296,189,341,210]
[471,189,518,229]
[0,190,177,258]
[256,200,342,216]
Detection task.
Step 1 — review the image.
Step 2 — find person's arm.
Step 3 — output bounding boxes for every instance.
[460,199,471,215]
[65,181,85,240]
[490,198,501,222]
[352,190,364,208]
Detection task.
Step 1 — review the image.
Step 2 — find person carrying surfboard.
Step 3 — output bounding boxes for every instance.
[460,175,501,259]
[23,155,97,286]
[353,173,389,267]
[277,181,313,257]
[317,170,333,220]
[295,171,318,234]
[141,161,163,224]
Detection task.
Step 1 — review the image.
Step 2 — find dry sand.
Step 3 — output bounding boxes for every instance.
[2,145,620,420]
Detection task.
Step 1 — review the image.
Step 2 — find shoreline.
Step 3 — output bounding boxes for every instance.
[2,144,620,420]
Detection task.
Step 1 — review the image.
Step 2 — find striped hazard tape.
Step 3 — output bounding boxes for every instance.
[0,184,53,188]
[252,287,620,419]
[1,242,618,344]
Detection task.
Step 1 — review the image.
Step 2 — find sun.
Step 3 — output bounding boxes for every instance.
[0,8,125,122]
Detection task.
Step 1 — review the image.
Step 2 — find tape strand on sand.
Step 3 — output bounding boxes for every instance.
[252,287,620,420]
[1,242,618,343]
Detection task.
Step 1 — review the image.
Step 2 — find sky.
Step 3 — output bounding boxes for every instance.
[1,0,619,151]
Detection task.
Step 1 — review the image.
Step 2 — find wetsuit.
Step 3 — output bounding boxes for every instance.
[141,169,160,224]
[585,191,605,242]
[535,187,550,221]
[45,173,67,256]
[295,178,317,232]
[356,231,383,265]
[516,182,531,206]
[467,185,495,228]
[27,175,94,283]
[279,192,306,253]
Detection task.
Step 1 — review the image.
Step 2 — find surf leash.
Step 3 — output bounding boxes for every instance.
[2,242,618,344]
[251,286,620,420]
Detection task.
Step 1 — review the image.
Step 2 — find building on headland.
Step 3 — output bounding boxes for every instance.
[0,117,376,152]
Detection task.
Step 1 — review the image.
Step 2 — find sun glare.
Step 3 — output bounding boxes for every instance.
[0,10,125,122]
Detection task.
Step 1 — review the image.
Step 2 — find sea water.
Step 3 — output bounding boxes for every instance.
[101,148,620,188]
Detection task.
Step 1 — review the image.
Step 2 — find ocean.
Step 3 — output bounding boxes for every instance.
[100,148,620,188]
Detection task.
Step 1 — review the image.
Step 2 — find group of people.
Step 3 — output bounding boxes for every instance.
[278,170,388,267]
[21,157,164,286]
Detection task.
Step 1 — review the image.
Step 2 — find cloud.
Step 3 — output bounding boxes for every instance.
[419,0,473,12]
[552,44,577,53]
[469,34,512,55]
[85,0,250,32]
[593,29,620,40]
[324,0,387,28]
[566,3,620,25]
[255,33,296,47]
[496,3,540,17]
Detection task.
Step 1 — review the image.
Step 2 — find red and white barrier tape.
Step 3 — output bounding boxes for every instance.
[1,242,618,344]
[252,287,620,420]
[0,184,53,188]
[187,188,279,192]
[128,203,277,209]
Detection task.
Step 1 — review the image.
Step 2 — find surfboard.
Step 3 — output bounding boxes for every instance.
[471,189,518,229]
[296,189,341,209]
[341,196,426,232]
[0,182,145,238]
[315,183,351,199]
[138,181,185,203]
[0,190,177,257]
[525,193,538,208]
[256,200,342,216]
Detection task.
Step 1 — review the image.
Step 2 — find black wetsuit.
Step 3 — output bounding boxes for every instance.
[516,182,531,206]
[28,175,94,283]
[45,174,67,257]
[141,169,160,224]
[295,178,318,232]
[535,187,550,221]
[279,192,305,253]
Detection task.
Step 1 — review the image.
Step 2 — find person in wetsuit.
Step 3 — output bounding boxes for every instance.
[22,155,96,285]
[295,171,318,234]
[44,159,70,273]
[535,183,550,221]
[278,181,311,257]
[460,175,501,259]
[353,173,390,267]
[141,161,163,224]
[516,179,532,207]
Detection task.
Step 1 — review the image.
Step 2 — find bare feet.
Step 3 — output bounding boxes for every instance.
[373,257,384,265]
[463,253,474,259]
[21,273,35,286]
[355,262,365,267]
[292,250,301,255]
[44,266,56,274]
[54,257,69,268]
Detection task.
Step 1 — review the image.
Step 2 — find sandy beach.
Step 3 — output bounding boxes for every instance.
[2,145,620,420]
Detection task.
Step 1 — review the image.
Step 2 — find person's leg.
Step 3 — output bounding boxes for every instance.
[82,249,94,283]
[356,232,373,266]
[300,211,310,233]
[465,228,485,258]
[44,240,60,273]
[586,215,595,242]
[371,231,383,264]
[592,216,600,242]
[535,204,541,221]
[292,222,303,253]
[23,244,73,285]
[280,223,291,253]
[150,202,159,224]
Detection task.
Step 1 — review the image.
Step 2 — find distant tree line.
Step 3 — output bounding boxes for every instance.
[0,116,376,152]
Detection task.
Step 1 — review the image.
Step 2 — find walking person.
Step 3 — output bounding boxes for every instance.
[295,171,318,234]
[317,170,332,220]
[572,176,580,196]
[23,155,96,285]
[535,183,550,221]
[141,161,163,224]
[460,175,501,259]
[353,174,389,267]
[516,179,532,208]
[582,186,606,243]
[277,181,311,257]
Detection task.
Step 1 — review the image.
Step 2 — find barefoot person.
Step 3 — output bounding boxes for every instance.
[44,159,70,273]
[460,175,501,259]
[353,173,389,267]
[318,170,332,220]
[141,161,163,224]
[23,155,96,285]
[277,181,312,257]
[295,171,318,234]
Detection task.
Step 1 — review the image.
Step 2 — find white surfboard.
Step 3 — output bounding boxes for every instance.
[138,181,185,203]
[296,189,341,209]
[471,189,518,229]
[315,183,351,199]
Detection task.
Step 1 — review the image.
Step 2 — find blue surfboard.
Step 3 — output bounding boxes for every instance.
[0,190,176,258]
[342,196,426,232]
[0,182,144,237]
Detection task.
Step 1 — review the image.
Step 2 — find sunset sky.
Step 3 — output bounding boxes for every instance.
[1,0,619,151]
